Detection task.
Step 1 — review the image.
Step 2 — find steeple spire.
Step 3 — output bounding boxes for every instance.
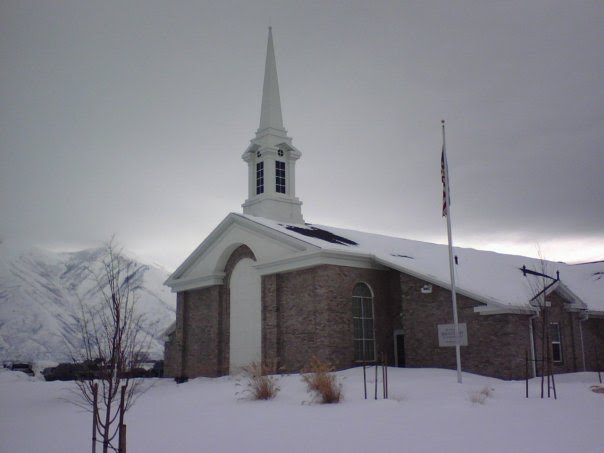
[258,27,285,134]
[241,28,304,224]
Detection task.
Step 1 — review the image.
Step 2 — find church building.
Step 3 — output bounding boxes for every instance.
[163,29,604,380]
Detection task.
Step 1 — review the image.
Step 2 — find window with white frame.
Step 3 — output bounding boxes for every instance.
[256,161,264,194]
[550,323,563,363]
[352,283,375,362]
[275,161,286,194]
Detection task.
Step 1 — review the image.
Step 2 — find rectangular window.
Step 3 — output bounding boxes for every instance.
[550,323,563,363]
[256,162,264,194]
[275,161,286,194]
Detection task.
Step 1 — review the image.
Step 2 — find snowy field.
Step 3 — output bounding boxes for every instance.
[1,367,603,453]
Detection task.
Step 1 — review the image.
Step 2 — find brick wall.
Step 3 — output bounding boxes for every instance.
[264,265,399,372]
[163,245,255,378]
[530,291,604,375]
[582,317,604,371]
[166,254,602,380]
[398,273,531,380]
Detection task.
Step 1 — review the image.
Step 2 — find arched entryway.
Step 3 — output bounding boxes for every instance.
[229,257,261,371]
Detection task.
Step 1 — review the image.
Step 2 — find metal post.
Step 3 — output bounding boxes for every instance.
[525,350,529,398]
[381,352,386,398]
[546,328,551,398]
[119,385,126,453]
[551,366,557,400]
[374,361,378,400]
[597,348,602,384]
[384,352,388,399]
[363,363,367,399]
[442,120,462,384]
[578,316,587,372]
[92,383,98,453]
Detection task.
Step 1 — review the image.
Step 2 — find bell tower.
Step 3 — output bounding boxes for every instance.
[241,27,304,224]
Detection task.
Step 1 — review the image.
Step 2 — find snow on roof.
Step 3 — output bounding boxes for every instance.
[237,214,604,313]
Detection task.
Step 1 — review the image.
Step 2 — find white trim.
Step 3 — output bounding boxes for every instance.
[254,249,386,276]
[229,258,262,371]
[375,256,527,311]
[587,310,604,318]
[167,273,226,293]
[164,212,314,289]
[555,282,588,310]
[473,305,536,315]
[550,322,563,363]
[352,283,376,362]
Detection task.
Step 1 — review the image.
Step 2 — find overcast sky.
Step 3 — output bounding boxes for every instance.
[1,0,603,270]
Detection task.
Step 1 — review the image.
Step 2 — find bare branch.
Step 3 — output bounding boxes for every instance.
[68,237,151,453]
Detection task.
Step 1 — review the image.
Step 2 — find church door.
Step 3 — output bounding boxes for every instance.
[394,330,406,367]
[229,258,262,372]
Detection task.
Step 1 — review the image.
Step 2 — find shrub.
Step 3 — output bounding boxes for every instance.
[301,357,342,404]
[469,386,495,404]
[238,362,280,400]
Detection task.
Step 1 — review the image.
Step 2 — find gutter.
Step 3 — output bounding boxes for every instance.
[528,313,538,378]
[578,309,589,372]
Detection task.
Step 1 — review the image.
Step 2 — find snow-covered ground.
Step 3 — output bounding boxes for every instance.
[1,367,603,453]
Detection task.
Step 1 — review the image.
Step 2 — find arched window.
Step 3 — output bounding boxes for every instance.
[352,283,375,362]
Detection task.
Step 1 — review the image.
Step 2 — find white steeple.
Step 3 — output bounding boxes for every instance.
[258,27,285,135]
[242,28,304,224]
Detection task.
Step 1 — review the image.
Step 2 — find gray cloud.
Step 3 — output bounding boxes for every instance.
[1,1,603,269]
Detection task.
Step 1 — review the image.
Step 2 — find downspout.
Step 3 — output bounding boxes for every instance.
[180,293,188,379]
[529,312,538,378]
[578,310,588,372]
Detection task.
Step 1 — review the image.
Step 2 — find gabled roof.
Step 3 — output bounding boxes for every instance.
[166,212,603,315]
[164,213,318,292]
[236,214,604,314]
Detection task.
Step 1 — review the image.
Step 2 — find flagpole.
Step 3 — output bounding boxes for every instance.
[442,119,462,384]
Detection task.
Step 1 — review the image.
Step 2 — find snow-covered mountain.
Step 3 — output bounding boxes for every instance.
[0,241,176,362]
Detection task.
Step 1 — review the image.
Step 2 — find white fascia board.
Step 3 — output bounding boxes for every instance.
[373,256,447,287]
[167,214,236,282]
[587,310,604,318]
[166,213,312,284]
[374,256,540,313]
[167,273,226,293]
[231,213,313,251]
[473,305,536,316]
[255,249,386,276]
[373,256,514,310]
[555,282,588,310]
[543,280,561,297]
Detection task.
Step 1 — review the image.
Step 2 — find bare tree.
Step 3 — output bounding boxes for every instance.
[524,247,558,398]
[73,238,150,453]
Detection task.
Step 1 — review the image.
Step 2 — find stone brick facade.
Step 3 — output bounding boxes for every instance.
[261,265,398,373]
[165,257,604,380]
[164,245,255,378]
[398,272,530,379]
[529,291,604,375]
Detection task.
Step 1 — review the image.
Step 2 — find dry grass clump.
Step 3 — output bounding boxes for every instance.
[469,386,495,404]
[237,362,280,400]
[301,357,342,404]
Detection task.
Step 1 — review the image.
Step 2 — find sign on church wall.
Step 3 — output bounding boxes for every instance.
[437,323,468,347]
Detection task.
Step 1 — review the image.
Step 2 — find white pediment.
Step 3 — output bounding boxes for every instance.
[165,213,317,292]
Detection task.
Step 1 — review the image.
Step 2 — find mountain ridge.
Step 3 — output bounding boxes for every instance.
[0,241,176,362]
